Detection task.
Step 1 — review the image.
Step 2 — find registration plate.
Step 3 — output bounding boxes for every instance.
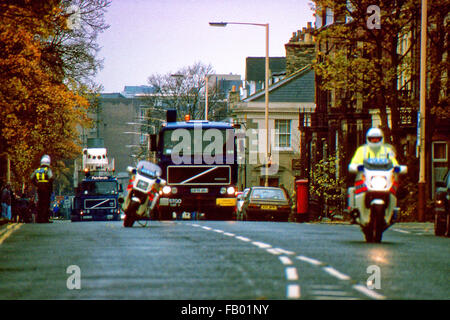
[216,198,236,206]
[261,205,277,210]
[191,188,208,193]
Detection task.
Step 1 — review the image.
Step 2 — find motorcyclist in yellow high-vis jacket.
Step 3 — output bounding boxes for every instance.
[349,128,398,172]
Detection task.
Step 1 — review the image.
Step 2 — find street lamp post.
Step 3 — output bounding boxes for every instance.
[210,21,270,186]
[418,0,427,222]
[205,74,211,121]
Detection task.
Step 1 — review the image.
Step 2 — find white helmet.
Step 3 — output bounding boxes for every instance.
[40,155,51,166]
[366,128,383,150]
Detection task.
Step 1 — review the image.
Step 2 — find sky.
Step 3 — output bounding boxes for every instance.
[94,0,316,93]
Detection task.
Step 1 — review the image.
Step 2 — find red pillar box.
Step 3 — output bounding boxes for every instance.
[295,179,309,215]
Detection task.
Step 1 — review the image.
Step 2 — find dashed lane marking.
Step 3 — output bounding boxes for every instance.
[252,241,272,249]
[278,256,293,265]
[235,235,251,242]
[323,266,351,281]
[353,284,386,300]
[287,284,301,299]
[392,228,411,234]
[223,232,235,237]
[296,255,323,266]
[185,222,387,300]
[285,267,299,281]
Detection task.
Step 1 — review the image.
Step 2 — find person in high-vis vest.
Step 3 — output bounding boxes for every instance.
[30,155,54,223]
[349,127,398,170]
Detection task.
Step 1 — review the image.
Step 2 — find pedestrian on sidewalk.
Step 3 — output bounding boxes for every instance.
[1,182,13,221]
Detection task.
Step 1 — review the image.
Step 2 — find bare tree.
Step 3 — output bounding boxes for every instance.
[41,0,111,89]
[146,62,227,121]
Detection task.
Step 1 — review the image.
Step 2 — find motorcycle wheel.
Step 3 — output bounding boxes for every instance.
[123,202,139,228]
[364,204,384,243]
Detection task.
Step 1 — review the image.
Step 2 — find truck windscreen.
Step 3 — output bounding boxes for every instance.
[162,128,234,157]
[81,181,118,195]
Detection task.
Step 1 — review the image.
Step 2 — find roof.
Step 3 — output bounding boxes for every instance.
[243,64,314,103]
[99,93,126,99]
[246,57,286,81]
[121,85,155,98]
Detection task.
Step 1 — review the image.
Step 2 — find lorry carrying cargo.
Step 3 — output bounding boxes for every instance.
[71,138,122,222]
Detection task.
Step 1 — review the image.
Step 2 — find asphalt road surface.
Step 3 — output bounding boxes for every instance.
[0,220,448,300]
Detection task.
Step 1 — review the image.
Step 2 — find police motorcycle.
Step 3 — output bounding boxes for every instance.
[348,158,407,242]
[119,160,166,228]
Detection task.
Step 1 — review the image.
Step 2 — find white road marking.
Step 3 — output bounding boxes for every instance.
[278,256,293,265]
[0,224,22,245]
[323,266,351,281]
[353,284,386,300]
[296,255,323,266]
[223,232,235,237]
[252,241,272,249]
[285,267,299,281]
[275,248,295,255]
[187,223,390,300]
[266,248,282,255]
[235,236,251,242]
[392,228,411,234]
[287,284,301,299]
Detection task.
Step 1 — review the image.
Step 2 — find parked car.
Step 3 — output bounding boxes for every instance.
[236,188,250,219]
[434,170,449,237]
[239,187,291,222]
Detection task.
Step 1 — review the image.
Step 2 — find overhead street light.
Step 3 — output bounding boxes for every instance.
[210,21,270,187]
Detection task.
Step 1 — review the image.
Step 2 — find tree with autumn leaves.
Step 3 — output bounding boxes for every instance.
[312,0,448,158]
[0,0,109,191]
[312,0,448,219]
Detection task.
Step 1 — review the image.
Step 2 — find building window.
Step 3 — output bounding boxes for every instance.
[140,106,149,120]
[275,119,291,148]
[433,142,448,162]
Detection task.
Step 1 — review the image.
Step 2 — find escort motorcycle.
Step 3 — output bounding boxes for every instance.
[119,160,166,228]
[348,158,407,242]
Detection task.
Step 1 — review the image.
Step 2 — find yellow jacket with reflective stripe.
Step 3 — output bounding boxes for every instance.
[350,144,398,166]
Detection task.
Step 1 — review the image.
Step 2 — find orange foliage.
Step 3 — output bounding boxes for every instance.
[0,1,91,183]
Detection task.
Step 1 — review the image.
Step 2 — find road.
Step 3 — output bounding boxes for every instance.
[0,220,448,300]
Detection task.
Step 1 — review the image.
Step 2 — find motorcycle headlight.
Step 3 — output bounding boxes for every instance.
[162,186,172,194]
[227,186,235,195]
[370,176,387,189]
